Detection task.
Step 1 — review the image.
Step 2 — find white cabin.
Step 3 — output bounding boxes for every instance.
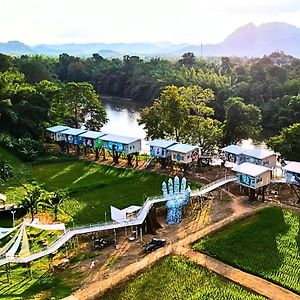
[233,162,271,189]
[101,134,141,154]
[147,139,177,158]
[46,125,70,141]
[167,143,200,164]
[282,161,300,185]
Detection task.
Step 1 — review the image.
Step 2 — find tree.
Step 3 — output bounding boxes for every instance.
[138,85,222,152]
[223,97,262,144]
[43,190,68,221]
[267,123,300,161]
[21,185,43,221]
[53,82,107,130]
[178,52,196,67]
[0,161,12,182]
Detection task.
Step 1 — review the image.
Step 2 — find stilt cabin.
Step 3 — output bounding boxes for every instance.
[100,134,142,154]
[282,161,300,185]
[233,162,271,189]
[46,125,71,141]
[147,139,177,158]
[221,145,245,164]
[63,128,87,145]
[242,148,277,168]
[79,131,107,148]
[167,143,200,164]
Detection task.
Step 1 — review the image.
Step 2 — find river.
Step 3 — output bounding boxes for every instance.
[101,97,262,153]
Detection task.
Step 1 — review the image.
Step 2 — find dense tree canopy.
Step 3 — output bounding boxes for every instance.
[267,123,300,161]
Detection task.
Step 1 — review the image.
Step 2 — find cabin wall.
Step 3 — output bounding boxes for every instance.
[224,152,242,164]
[65,134,84,145]
[285,170,300,185]
[125,140,141,154]
[170,149,198,164]
[236,171,271,189]
[150,146,171,158]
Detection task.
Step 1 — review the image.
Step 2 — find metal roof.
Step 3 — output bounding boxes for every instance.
[46,125,71,133]
[146,139,177,148]
[79,131,106,139]
[233,162,271,177]
[100,134,140,144]
[167,143,198,154]
[243,148,275,159]
[221,145,245,155]
[283,161,300,174]
[62,128,87,136]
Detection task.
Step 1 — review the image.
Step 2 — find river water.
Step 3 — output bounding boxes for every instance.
[101,97,260,153]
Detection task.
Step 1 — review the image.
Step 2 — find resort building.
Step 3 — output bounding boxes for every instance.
[147,139,177,158]
[79,131,107,148]
[46,125,71,141]
[167,143,200,164]
[101,134,142,154]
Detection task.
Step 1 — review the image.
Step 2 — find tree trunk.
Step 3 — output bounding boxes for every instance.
[127,154,133,167]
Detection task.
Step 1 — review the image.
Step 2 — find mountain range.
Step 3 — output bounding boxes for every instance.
[1,22,300,58]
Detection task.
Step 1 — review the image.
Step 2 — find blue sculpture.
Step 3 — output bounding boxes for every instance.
[162,176,191,224]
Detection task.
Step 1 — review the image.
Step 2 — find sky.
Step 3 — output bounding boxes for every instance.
[1,0,300,45]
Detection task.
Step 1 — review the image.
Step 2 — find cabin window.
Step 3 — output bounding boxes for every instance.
[181,156,184,160]
[256,177,262,184]
[173,154,176,159]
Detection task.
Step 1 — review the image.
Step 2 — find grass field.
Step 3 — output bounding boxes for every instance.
[32,160,172,225]
[102,256,267,300]
[194,207,300,294]
[0,255,84,299]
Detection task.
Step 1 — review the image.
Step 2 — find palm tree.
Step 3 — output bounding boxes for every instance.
[45,190,67,221]
[21,185,43,221]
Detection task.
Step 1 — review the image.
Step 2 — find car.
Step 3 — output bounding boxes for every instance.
[93,238,114,250]
[142,238,166,254]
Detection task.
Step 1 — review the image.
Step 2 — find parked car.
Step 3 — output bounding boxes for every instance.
[93,238,114,250]
[143,238,166,254]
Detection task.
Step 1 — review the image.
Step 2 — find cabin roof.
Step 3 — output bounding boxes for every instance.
[146,139,177,148]
[79,131,106,139]
[62,128,87,136]
[46,125,70,133]
[221,145,245,155]
[100,134,140,144]
[232,162,271,177]
[167,143,198,154]
[283,161,300,174]
[243,148,275,159]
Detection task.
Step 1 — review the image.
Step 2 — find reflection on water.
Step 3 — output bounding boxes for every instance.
[102,98,146,139]
[101,97,262,153]
[101,98,148,151]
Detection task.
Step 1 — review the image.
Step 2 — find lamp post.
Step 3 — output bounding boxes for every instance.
[11,210,16,227]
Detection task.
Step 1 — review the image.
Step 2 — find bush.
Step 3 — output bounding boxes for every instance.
[0,134,45,162]
[0,161,13,182]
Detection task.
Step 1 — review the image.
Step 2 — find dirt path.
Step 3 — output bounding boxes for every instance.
[64,203,300,300]
[181,249,300,300]
[66,208,261,300]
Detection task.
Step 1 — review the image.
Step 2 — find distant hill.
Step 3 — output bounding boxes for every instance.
[180,22,300,57]
[0,41,34,55]
[1,22,300,57]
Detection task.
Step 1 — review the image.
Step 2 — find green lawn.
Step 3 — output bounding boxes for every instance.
[32,160,173,225]
[0,256,84,299]
[194,207,300,294]
[102,256,267,300]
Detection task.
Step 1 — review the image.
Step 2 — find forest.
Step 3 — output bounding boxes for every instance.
[0,51,299,161]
